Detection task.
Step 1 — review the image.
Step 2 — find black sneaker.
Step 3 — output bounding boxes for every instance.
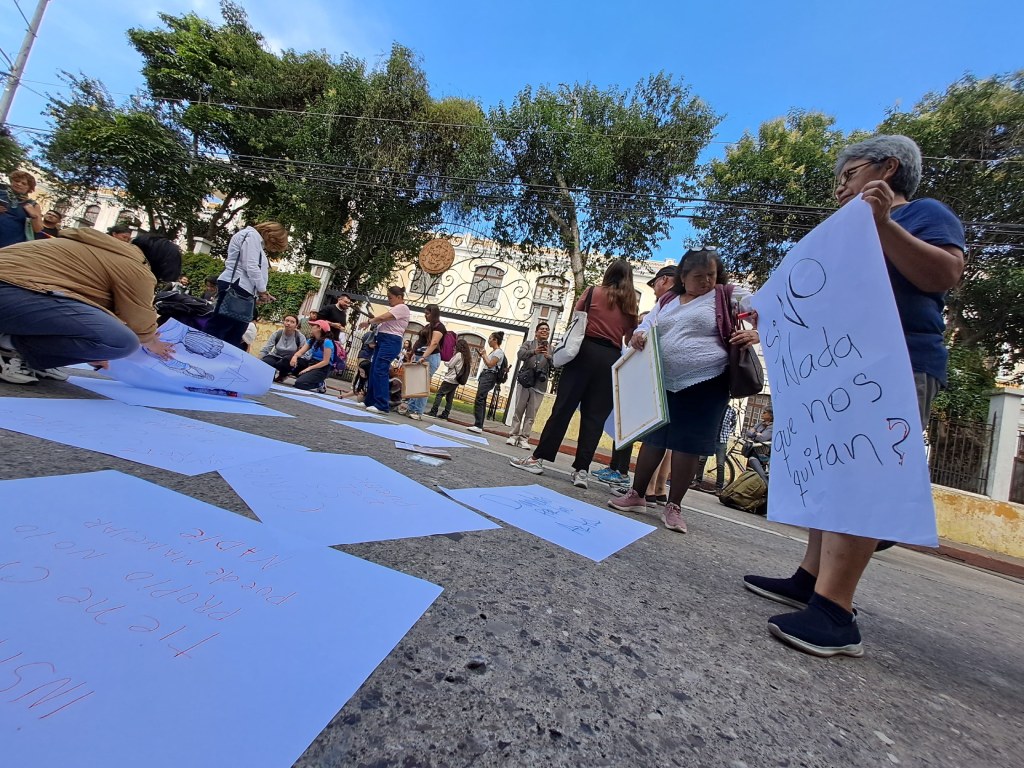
[743,567,815,609]
[767,594,864,658]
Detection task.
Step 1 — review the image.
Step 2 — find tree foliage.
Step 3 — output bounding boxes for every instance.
[0,127,27,174]
[488,75,719,293]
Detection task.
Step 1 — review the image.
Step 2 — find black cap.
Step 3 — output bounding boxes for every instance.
[646,265,677,288]
[108,223,132,235]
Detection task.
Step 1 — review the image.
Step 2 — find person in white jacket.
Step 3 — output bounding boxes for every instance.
[206,221,287,347]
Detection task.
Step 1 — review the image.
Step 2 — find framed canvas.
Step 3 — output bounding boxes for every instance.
[398,362,431,398]
[611,325,668,447]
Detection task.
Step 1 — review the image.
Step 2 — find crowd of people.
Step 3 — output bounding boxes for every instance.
[0,132,966,659]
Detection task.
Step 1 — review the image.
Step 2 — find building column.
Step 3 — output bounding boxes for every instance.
[986,387,1024,501]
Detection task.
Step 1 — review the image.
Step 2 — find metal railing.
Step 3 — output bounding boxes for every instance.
[1010,433,1024,504]
[925,415,996,495]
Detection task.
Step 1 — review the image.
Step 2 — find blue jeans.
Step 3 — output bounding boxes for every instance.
[365,332,402,411]
[0,282,140,368]
[407,352,440,414]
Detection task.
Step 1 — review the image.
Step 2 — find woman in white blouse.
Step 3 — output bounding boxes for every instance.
[206,221,287,347]
[609,248,759,534]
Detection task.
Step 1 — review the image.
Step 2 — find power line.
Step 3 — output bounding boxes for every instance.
[11,0,33,30]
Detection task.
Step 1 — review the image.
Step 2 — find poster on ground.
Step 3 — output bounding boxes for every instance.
[749,199,937,546]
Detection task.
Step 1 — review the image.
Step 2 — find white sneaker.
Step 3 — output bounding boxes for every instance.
[571,470,589,489]
[408,413,422,420]
[505,435,519,446]
[466,426,483,433]
[0,354,38,385]
[31,367,70,381]
[509,456,544,474]
[365,406,383,414]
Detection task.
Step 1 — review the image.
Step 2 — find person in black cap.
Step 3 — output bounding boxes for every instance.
[108,222,133,243]
[0,229,179,383]
[647,264,677,294]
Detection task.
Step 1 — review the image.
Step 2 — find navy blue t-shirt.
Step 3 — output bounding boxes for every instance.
[887,198,965,386]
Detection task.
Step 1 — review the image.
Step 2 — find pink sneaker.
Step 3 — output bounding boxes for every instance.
[662,502,687,533]
[607,489,648,514]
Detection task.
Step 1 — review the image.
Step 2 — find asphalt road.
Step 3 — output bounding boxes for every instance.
[2,378,1022,768]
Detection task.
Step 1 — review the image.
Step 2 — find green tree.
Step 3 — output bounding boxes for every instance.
[488,75,719,293]
[694,111,857,284]
[0,127,27,174]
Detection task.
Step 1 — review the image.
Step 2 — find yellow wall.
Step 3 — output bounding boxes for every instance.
[933,487,1024,559]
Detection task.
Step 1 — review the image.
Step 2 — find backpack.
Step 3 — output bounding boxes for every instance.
[496,355,510,384]
[330,340,347,373]
[718,470,768,515]
[439,330,458,361]
[516,365,537,389]
[454,353,471,386]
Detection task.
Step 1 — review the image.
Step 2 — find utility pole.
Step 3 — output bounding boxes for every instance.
[0,0,51,125]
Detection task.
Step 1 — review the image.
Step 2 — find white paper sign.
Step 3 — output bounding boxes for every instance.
[107,319,273,396]
[68,376,291,417]
[441,484,655,562]
[0,471,442,768]
[333,420,470,448]
[749,199,937,545]
[272,390,387,419]
[220,454,500,544]
[0,398,307,475]
[425,424,490,445]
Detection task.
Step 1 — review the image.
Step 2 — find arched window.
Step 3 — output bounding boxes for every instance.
[410,267,442,296]
[459,333,487,373]
[534,274,569,304]
[467,266,504,308]
[82,204,100,226]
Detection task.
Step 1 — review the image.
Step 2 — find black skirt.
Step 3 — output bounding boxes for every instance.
[641,371,729,455]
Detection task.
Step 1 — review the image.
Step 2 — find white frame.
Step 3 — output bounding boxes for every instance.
[611,325,668,447]
[398,362,431,399]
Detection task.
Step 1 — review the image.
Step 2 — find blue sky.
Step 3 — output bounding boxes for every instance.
[3,0,1021,258]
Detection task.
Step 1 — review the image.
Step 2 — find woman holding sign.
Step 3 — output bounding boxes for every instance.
[608,248,758,533]
[743,135,965,659]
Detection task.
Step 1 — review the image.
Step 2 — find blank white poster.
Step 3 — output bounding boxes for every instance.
[0,470,442,768]
[332,420,469,448]
[68,376,291,417]
[220,453,500,544]
[0,398,307,475]
[441,484,656,562]
[425,424,490,445]
[272,390,387,419]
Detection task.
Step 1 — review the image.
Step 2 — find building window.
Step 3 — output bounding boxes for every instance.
[459,333,486,374]
[467,266,504,308]
[534,275,569,304]
[82,204,100,226]
[410,268,442,296]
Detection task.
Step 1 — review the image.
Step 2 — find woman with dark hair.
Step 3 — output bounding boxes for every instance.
[608,248,758,534]
[467,331,505,433]
[0,229,179,383]
[406,303,446,420]
[511,260,639,487]
[206,221,288,348]
[428,336,472,419]
[0,170,43,247]
[260,314,306,382]
[289,320,335,392]
[357,285,410,413]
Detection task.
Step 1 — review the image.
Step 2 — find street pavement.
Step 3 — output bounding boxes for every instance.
[2,377,1022,768]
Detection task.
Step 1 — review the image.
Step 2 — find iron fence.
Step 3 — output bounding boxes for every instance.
[1010,433,1024,504]
[925,415,995,495]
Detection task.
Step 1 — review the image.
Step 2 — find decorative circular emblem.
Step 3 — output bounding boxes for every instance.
[418,238,455,275]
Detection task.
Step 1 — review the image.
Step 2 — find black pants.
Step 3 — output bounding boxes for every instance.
[261,354,293,377]
[473,371,498,427]
[430,381,458,417]
[610,443,633,473]
[293,358,329,390]
[204,280,251,349]
[533,337,618,471]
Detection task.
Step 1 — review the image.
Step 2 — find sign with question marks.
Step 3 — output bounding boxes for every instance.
[749,199,937,546]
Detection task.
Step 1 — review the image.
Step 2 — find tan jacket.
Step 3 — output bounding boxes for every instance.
[0,227,158,342]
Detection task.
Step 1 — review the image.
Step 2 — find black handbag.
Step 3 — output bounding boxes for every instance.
[716,285,765,398]
[215,232,260,323]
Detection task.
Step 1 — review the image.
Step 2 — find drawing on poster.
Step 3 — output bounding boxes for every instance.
[425,424,489,445]
[441,484,654,562]
[67,377,291,417]
[106,318,273,396]
[749,199,937,546]
[0,470,442,768]
[0,398,307,475]
[220,454,499,544]
[333,420,469,448]
[272,390,387,419]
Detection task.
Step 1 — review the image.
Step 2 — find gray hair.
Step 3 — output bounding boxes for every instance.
[834,134,922,198]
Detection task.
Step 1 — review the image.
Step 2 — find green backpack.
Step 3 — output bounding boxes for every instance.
[719,470,768,515]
